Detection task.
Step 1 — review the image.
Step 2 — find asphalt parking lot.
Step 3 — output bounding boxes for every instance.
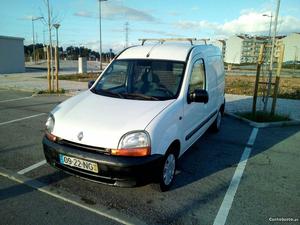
[0,89,299,225]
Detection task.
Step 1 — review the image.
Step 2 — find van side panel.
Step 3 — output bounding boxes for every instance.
[145,100,183,156]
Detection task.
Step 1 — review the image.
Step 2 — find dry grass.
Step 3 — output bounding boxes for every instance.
[58,72,99,82]
[225,75,300,99]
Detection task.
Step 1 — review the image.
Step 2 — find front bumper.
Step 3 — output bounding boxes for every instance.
[43,136,163,187]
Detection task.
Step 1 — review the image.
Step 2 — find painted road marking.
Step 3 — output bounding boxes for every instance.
[0,113,46,126]
[0,167,146,225]
[213,128,259,225]
[0,96,33,103]
[17,160,47,175]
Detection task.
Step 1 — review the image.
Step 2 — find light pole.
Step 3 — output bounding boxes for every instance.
[264,0,281,112]
[31,16,44,63]
[53,23,60,71]
[262,14,273,66]
[99,0,107,71]
[263,14,273,39]
[53,24,60,49]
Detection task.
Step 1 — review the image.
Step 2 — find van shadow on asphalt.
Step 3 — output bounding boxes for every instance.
[0,170,69,202]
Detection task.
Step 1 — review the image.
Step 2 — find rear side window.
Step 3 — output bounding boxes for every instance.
[189,59,206,93]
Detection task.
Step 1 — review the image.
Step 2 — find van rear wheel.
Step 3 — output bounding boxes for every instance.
[159,151,176,192]
[212,110,222,132]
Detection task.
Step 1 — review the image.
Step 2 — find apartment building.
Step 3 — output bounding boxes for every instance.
[224,33,299,64]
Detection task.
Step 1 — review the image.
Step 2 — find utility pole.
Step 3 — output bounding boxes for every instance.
[263,0,281,112]
[125,22,129,48]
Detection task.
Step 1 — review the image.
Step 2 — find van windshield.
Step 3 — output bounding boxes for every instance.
[91,59,185,100]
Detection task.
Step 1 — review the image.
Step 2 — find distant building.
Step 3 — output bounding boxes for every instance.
[224,33,300,64]
[281,33,300,63]
[224,35,244,64]
[0,36,25,73]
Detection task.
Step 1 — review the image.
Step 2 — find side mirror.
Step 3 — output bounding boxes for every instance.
[88,80,95,89]
[188,89,209,104]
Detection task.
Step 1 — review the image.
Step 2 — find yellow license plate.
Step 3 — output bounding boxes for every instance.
[59,154,98,173]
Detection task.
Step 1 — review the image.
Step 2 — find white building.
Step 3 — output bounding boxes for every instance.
[0,36,25,73]
[224,35,244,64]
[281,33,300,63]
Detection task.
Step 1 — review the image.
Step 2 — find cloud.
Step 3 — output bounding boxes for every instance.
[74,3,157,22]
[73,11,95,18]
[175,9,300,37]
[84,40,125,53]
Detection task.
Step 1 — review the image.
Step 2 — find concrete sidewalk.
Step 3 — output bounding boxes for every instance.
[0,72,87,94]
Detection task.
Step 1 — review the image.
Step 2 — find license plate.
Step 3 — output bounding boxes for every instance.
[59,154,98,173]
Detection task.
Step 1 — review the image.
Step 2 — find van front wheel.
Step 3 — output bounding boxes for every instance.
[159,151,176,192]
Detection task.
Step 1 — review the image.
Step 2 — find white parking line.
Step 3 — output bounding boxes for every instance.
[0,113,46,126]
[213,128,259,225]
[0,96,33,103]
[0,167,145,225]
[17,160,47,175]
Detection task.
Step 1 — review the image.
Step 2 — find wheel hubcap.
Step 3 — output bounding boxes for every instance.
[163,154,176,186]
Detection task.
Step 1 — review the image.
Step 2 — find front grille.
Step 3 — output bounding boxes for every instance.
[58,139,110,154]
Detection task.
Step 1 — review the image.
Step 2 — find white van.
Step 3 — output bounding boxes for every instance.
[43,39,225,191]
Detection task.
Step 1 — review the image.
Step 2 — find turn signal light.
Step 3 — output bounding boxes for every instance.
[45,131,58,142]
[111,147,151,157]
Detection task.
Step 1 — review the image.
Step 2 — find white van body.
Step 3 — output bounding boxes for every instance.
[43,40,225,191]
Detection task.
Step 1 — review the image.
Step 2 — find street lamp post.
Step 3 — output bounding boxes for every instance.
[262,14,273,68]
[53,23,60,70]
[264,0,281,112]
[31,16,44,63]
[53,23,60,92]
[99,0,107,71]
[263,14,273,39]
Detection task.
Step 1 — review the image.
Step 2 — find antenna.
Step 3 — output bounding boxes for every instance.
[125,22,129,48]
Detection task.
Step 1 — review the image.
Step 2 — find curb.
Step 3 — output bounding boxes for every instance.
[225,112,300,128]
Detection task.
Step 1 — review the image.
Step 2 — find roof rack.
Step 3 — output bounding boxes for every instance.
[139,38,197,45]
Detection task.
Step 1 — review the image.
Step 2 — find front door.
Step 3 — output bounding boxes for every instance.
[182,58,210,150]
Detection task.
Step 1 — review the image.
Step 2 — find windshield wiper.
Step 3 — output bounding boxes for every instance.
[123,93,159,100]
[92,89,124,98]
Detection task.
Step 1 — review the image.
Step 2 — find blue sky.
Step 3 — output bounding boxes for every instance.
[1,0,300,52]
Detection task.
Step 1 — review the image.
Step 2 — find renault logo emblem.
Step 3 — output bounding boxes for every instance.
[77,131,83,141]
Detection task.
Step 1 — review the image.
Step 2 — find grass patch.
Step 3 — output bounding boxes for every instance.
[38,72,99,82]
[58,72,99,82]
[237,111,290,123]
[225,75,300,99]
[37,88,66,94]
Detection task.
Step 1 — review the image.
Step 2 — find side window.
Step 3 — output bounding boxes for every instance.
[189,59,206,93]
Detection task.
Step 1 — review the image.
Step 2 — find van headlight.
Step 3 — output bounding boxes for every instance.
[45,114,55,133]
[111,131,151,157]
[45,114,57,142]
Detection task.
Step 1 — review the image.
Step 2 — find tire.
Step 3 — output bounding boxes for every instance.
[211,110,222,132]
[159,151,177,192]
